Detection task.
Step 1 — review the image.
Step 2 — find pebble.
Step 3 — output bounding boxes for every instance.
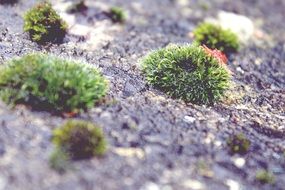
[182,179,205,190]
[232,157,246,168]
[236,67,245,74]
[225,179,240,190]
[184,116,196,124]
[140,182,160,190]
[113,147,145,159]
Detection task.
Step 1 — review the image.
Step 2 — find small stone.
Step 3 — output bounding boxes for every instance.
[226,179,240,190]
[232,157,246,168]
[184,116,196,123]
[182,179,205,190]
[140,182,160,190]
[236,67,244,74]
[214,140,222,147]
[113,147,145,159]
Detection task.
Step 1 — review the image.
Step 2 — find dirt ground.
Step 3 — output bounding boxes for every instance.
[0,0,284,190]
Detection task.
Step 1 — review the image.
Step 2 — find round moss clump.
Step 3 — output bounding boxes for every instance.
[107,7,126,23]
[193,22,239,55]
[24,1,67,44]
[0,53,108,113]
[142,44,231,105]
[52,120,107,160]
[255,170,275,184]
[227,134,251,155]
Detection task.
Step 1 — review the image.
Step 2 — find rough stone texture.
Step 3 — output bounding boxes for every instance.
[0,0,284,190]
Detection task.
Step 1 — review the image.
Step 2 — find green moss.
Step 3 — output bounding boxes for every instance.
[108,7,126,23]
[227,133,251,155]
[0,53,108,113]
[255,170,275,184]
[24,1,67,44]
[52,120,107,160]
[142,43,231,105]
[193,22,239,55]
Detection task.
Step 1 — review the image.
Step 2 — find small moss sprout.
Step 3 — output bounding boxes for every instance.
[107,7,126,23]
[52,120,107,160]
[227,133,251,155]
[255,170,275,184]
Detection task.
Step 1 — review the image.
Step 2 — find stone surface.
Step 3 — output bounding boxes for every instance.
[0,0,284,190]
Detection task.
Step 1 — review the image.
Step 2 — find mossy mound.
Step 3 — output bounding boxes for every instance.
[255,170,275,184]
[227,133,251,155]
[142,44,231,105]
[0,53,108,113]
[108,7,126,23]
[24,1,67,44]
[52,120,107,160]
[193,22,240,55]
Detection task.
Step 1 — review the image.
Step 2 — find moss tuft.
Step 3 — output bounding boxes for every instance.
[227,133,251,155]
[0,53,108,113]
[108,7,126,23]
[193,22,239,55]
[52,120,107,160]
[24,1,68,44]
[255,170,275,184]
[142,43,231,105]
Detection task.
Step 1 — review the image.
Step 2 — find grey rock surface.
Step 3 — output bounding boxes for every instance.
[0,0,284,190]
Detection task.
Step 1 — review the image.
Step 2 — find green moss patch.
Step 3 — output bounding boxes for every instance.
[0,53,108,113]
[193,22,240,55]
[24,1,67,44]
[142,44,231,105]
[227,133,251,155]
[107,7,126,23]
[255,170,275,184]
[52,120,107,160]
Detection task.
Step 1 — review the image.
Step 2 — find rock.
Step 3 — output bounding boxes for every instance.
[225,179,241,190]
[140,182,160,190]
[232,157,246,168]
[182,179,205,190]
[206,11,254,44]
[183,116,196,124]
[113,147,145,159]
